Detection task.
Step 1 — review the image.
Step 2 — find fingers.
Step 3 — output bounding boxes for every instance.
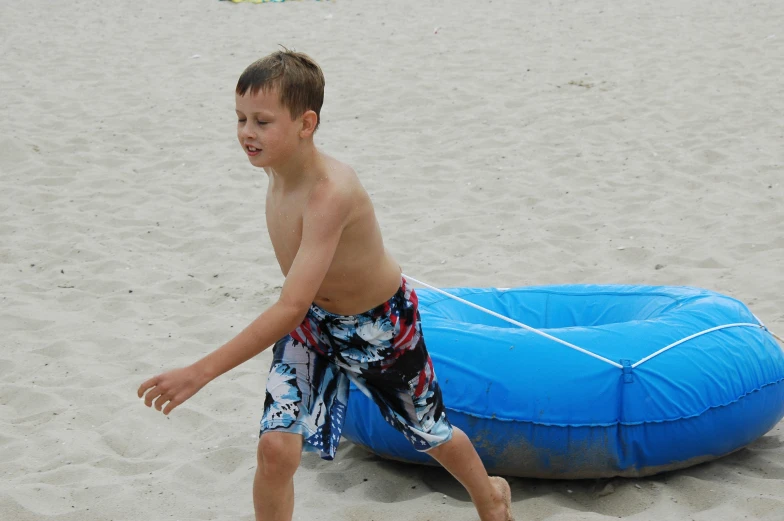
[153,393,170,412]
[137,376,158,398]
[139,375,179,415]
[162,397,181,416]
[139,384,177,415]
[138,374,166,408]
[138,369,195,416]
[141,384,175,414]
[143,386,164,408]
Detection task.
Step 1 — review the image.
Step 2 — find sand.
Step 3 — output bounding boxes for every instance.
[1,0,783,519]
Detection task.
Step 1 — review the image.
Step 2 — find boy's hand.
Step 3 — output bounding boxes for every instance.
[137,365,210,415]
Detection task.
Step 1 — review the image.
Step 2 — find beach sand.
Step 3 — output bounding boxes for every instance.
[1,0,782,519]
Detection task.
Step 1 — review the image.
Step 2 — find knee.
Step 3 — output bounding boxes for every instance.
[424,426,461,460]
[257,432,302,478]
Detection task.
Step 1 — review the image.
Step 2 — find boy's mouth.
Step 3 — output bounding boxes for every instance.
[245,145,261,156]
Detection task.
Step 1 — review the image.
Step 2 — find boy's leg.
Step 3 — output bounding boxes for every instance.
[254,431,303,521]
[329,278,513,520]
[256,333,350,520]
[426,427,513,521]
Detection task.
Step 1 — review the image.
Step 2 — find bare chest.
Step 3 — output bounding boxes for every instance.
[265,193,304,275]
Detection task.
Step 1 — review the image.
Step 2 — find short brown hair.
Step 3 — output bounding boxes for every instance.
[236,49,325,130]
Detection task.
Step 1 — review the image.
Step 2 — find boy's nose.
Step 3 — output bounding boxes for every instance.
[239,123,255,139]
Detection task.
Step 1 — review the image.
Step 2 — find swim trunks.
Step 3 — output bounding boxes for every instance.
[260,277,453,459]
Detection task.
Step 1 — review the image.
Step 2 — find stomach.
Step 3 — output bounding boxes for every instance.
[314,252,402,316]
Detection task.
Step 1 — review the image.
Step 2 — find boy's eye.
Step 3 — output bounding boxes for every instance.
[257,120,268,125]
[237,118,246,123]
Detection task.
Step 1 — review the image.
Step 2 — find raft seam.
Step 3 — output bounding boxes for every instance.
[428,377,784,427]
[420,289,686,310]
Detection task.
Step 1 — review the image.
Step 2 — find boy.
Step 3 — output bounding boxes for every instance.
[137,50,513,521]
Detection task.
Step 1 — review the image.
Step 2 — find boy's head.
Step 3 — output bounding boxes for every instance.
[236,49,325,131]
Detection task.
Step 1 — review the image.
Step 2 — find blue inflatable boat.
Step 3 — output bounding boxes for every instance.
[342,281,784,478]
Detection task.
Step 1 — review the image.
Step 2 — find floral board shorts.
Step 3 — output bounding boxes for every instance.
[260,277,453,460]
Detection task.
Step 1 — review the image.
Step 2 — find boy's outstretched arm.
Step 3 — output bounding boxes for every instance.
[137,183,351,415]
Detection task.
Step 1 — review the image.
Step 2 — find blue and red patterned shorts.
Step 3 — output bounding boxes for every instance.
[260,277,453,459]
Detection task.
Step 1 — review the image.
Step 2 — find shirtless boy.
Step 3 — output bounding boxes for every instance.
[137,49,513,521]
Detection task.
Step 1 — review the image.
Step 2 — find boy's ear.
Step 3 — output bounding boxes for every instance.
[299,110,318,138]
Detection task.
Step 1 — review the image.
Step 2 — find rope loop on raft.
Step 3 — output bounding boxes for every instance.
[403,274,779,370]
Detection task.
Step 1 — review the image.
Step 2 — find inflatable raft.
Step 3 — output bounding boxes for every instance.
[342,281,784,478]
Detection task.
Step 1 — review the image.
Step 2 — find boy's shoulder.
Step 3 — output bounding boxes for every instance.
[322,153,356,178]
[317,154,362,195]
[302,155,370,227]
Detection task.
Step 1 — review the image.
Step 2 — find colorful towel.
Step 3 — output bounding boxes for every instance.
[222,0,330,3]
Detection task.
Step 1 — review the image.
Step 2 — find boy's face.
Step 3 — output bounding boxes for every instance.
[235,87,300,169]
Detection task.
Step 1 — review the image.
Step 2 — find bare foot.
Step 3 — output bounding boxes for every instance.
[488,476,514,521]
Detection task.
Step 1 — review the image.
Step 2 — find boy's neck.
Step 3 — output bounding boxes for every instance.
[266,141,323,188]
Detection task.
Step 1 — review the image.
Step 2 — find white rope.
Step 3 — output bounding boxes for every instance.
[404,275,774,371]
[403,274,624,369]
[630,322,764,368]
[752,313,783,349]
